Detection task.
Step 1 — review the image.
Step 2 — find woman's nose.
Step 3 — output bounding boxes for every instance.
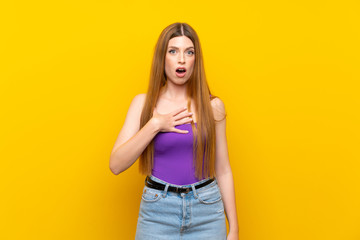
[178,52,185,63]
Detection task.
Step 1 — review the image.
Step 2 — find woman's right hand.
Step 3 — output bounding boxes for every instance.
[151,107,194,134]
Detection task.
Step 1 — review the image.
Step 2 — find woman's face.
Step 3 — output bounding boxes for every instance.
[164,36,195,85]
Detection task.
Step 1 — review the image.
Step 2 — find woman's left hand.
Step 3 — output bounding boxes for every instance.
[227,231,239,240]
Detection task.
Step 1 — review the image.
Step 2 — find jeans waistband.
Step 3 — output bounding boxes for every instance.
[147,175,217,198]
[148,175,215,188]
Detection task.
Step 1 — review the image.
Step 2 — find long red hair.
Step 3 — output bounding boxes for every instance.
[139,22,221,179]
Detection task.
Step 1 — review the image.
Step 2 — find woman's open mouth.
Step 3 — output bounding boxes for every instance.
[175,67,186,78]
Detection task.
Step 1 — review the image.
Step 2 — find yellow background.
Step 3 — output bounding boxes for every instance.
[1,0,359,239]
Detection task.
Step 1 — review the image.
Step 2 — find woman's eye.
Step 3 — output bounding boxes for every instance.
[169,50,176,54]
[187,51,194,55]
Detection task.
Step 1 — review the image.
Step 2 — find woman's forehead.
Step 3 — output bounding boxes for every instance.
[167,36,194,48]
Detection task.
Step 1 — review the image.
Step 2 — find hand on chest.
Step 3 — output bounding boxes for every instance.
[155,99,198,124]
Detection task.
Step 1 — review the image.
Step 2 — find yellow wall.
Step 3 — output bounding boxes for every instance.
[1,0,359,239]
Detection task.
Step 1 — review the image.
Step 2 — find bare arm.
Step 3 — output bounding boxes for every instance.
[109,94,194,175]
[212,98,239,238]
[109,117,159,175]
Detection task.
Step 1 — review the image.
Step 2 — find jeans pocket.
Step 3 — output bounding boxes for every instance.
[197,183,222,204]
[196,183,225,213]
[141,186,163,203]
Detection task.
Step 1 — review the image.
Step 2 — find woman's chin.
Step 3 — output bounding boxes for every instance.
[167,76,190,85]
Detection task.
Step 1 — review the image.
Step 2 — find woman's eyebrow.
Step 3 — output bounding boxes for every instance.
[168,46,194,50]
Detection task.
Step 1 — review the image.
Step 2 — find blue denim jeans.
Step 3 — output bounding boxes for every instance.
[135,175,227,240]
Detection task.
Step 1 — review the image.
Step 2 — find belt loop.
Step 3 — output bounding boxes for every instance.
[163,183,169,198]
[191,184,198,199]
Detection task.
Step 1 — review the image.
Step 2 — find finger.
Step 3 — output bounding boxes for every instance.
[175,117,193,125]
[172,128,189,134]
[172,106,188,116]
[173,111,193,121]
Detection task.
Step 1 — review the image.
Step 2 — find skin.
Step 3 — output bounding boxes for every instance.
[109,36,239,239]
[155,35,196,130]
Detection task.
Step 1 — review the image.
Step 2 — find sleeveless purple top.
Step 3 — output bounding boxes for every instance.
[152,95,212,185]
[151,122,206,185]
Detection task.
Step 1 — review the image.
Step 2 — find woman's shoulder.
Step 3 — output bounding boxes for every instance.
[132,93,147,103]
[133,93,146,99]
[210,95,225,111]
[210,96,227,122]
[129,93,147,111]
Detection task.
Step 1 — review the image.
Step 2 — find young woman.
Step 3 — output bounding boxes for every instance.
[109,22,239,240]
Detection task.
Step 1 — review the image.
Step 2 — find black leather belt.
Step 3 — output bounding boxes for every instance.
[145,176,215,194]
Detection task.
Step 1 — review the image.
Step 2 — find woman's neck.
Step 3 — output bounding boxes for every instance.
[160,82,188,101]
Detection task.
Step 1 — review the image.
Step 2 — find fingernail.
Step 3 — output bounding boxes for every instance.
[189,112,193,115]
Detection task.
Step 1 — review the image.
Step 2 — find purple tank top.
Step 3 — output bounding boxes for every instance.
[152,94,212,185]
[151,122,205,185]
